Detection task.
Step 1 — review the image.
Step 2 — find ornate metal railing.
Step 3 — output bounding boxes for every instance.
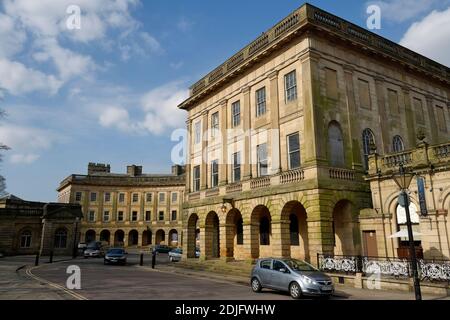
[317,254,450,282]
[317,254,358,274]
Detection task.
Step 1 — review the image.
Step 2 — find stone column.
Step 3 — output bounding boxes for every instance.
[269,70,281,174]
[374,76,389,153]
[126,191,132,222]
[306,199,334,265]
[200,111,209,190]
[425,95,438,144]
[402,86,416,148]
[185,119,192,193]
[300,50,327,166]
[343,65,363,171]
[242,87,252,180]
[199,226,207,261]
[138,232,143,247]
[271,218,291,258]
[40,219,53,256]
[219,99,228,185]
[220,223,234,261]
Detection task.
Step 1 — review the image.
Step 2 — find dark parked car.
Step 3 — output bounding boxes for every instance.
[152,244,171,253]
[104,248,127,265]
[251,258,334,299]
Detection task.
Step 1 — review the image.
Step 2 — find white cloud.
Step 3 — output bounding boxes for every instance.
[400,7,450,66]
[0,124,60,164]
[0,58,62,95]
[139,82,189,135]
[9,153,40,164]
[367,0,441,22]
[99,106,136,132]
[96,82,189,135]
[0,13,26,58]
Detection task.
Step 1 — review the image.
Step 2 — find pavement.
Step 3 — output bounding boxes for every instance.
[0,254,449,300]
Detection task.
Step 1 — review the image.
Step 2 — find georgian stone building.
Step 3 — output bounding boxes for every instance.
[57,163,185,248]
[177,3,450,262]
[0,194,82,256]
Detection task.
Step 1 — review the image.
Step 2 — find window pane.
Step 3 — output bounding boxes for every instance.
[256,87,266,117]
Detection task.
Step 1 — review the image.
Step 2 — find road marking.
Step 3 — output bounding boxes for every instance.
[25,265,88,300]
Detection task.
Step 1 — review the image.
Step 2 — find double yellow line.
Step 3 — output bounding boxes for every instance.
[25,265,88,300]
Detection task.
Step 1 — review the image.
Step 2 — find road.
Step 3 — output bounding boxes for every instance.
[1,254,448,300]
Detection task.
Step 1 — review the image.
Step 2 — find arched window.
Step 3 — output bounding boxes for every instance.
[392,135,404,153]
[54,229,67,249]
[362,128,376,170]
[20,230,32,248]
[328,121,345,167]
[260,216,270,245]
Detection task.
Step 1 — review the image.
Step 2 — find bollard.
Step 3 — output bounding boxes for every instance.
[151,250,156,269]
[49,251,53,264]
[140,253,144,266]
[35,253,39,266]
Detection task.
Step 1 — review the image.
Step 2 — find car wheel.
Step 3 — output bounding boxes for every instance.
[104,260,107,265]
[289,282,302,299]
[169,256,173,262]
[251,277,262,293]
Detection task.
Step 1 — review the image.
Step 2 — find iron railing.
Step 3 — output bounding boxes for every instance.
[317,254,450,282]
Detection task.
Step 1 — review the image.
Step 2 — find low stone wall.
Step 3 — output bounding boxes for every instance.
[328,273,450,296]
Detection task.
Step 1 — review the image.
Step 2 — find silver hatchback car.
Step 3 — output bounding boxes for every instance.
[251,258,334,299]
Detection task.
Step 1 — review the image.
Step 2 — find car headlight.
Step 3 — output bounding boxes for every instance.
[302,276,317,285]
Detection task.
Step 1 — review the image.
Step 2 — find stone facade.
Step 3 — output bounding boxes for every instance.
[57,164,186,248]
[177,4,449,263]
[364,141,450,260]
[0,195,82,256]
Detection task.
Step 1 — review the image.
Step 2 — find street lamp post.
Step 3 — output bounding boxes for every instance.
[393,164,422,300]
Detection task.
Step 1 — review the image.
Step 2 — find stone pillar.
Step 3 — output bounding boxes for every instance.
[374,76,389,153]
[271,218,291,258]
[242,87,252,180]
[402,86,416,149]
[138,232,143,247]
[300,50,326,166]
[269,70,281,174]
[185,119,192,193]
[126,191,132,222]
[220,223,234,261]
[343,65,363,171]
[199,226,207,261]
[219,99,228,185]
[241,221,256,260]
[425,95,438,144]
[201,111,209,190]
[40,219,53,256]
[306,201,334,265]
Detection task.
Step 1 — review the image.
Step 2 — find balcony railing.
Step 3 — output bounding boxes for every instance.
[280,168,305,184]
[434,142,450,159]
[226,182,242,194]
[329,168,355,181]
[250,176,271,190]
[382,151,413,167]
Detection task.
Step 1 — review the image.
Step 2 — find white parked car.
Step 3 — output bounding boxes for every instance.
[168,248,182,262]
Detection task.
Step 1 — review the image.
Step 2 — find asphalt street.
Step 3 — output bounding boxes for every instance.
[1,254,449,300]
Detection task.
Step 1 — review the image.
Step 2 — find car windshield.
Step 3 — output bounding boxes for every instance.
[283,259,318,271]
[107,249,124,255]
[172,248,182,253]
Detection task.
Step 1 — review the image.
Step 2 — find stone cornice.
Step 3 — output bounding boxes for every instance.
[57,174,186,191]
[178,3,449,111]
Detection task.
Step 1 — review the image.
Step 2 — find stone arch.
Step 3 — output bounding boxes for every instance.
[205,211,220,258]
[85,229,96,243]
[99,230,110,244]
[250,205,272,259]
[114,230,125,247]
[187,213,199,258]
[142,230,152,246]
[332,199,357,256]
[128,229,138,246]
[224,208,243,259]
[155,229,165,245]
[280,201,309,260]
[169,229,179,247]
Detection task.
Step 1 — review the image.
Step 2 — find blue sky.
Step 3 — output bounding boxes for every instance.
[0,0,449,202]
